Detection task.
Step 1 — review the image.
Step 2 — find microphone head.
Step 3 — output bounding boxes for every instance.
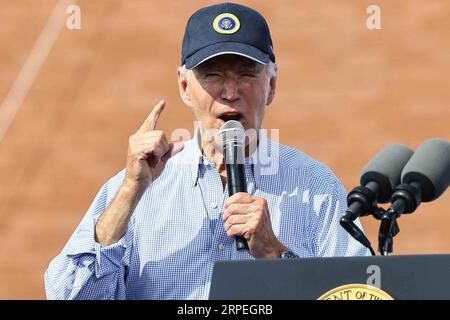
[401,138,450,202]
[360,144,414,203]
[218,120,245,146]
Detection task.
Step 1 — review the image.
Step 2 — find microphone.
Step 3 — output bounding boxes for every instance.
[387,138,450,214]
[219,120,249,251]
[340,144,414,252]
[379,138,450,254]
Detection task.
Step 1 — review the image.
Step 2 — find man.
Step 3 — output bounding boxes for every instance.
[45,2,368,300]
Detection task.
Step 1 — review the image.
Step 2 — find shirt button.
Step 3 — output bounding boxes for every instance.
[211,201,218,209]
[218,243,225,251]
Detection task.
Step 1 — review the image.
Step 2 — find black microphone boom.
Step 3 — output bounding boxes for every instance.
[219,120,249,251]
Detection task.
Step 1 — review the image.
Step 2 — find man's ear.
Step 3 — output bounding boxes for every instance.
[266,76,277,106]
[177,67,193,108]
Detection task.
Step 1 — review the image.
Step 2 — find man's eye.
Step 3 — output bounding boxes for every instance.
[241,74,256,78]
[206,73,222,78]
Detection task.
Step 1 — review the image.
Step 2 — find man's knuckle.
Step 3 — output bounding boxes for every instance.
[235,193,244,201]
[150,139,161,149]
[248,225,257,236]
[256,197,266,206]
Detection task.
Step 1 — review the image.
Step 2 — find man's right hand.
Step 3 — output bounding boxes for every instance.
[124,100,184,192]
[96,101,184,246]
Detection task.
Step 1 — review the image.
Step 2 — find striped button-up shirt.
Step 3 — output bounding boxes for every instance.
[44,130,368,300]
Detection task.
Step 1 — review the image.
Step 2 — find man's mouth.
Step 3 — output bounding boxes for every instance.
[217,112,243,122]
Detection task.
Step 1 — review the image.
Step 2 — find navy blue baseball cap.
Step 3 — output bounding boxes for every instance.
[181,2,275,69]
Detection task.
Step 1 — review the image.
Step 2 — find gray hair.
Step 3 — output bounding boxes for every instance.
[179,60,277,80]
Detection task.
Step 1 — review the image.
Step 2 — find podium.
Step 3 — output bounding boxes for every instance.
[209,254,450,300]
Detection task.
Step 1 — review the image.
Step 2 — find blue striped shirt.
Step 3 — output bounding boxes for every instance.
[44,130,369,300]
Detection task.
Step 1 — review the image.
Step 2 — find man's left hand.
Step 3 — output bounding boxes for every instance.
[223,192,287,258]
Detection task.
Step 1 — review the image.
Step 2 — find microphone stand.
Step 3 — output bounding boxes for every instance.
[378,182,421,256]
[377,207,400,256]
[341,185,406,256]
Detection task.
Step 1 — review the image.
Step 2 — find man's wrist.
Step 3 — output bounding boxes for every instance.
[266,245,300,259]
[122,179,148,197]
[280,248,299,259]
[269,243,288,259]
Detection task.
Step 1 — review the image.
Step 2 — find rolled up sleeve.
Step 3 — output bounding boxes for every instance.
[44,170,132,300]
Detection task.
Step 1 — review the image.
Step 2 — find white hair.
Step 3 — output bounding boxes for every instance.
[179,60,277,79]
[265,61,278,78]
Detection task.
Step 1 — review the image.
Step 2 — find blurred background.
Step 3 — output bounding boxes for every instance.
[0,0,448,299]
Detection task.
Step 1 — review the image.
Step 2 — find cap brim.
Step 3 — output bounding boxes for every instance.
[185,42,270,69]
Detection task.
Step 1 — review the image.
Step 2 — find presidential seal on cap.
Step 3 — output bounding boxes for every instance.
[213,13,241,34]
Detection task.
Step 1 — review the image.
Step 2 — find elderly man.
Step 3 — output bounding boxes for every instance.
[45,2,368,300]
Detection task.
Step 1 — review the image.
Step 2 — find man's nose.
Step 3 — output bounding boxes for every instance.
[220,77,240,101]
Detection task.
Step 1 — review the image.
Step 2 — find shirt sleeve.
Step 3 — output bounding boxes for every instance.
[312,179,371,257]
[44,170,133,300]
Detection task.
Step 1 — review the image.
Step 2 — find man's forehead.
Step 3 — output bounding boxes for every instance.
[194,54,264,70]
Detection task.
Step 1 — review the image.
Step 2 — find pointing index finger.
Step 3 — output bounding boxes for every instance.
[138,100,166,132]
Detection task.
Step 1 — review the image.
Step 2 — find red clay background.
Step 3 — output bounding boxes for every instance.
[0,0,448,299]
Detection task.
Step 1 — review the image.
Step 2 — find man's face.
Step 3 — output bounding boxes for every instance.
[178,54,276,140]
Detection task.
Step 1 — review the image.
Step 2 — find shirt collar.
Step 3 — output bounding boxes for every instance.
[184,127,203,187]
[184,126,276,188]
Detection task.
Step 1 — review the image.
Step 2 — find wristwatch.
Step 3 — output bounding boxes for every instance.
[281,248,299,259]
